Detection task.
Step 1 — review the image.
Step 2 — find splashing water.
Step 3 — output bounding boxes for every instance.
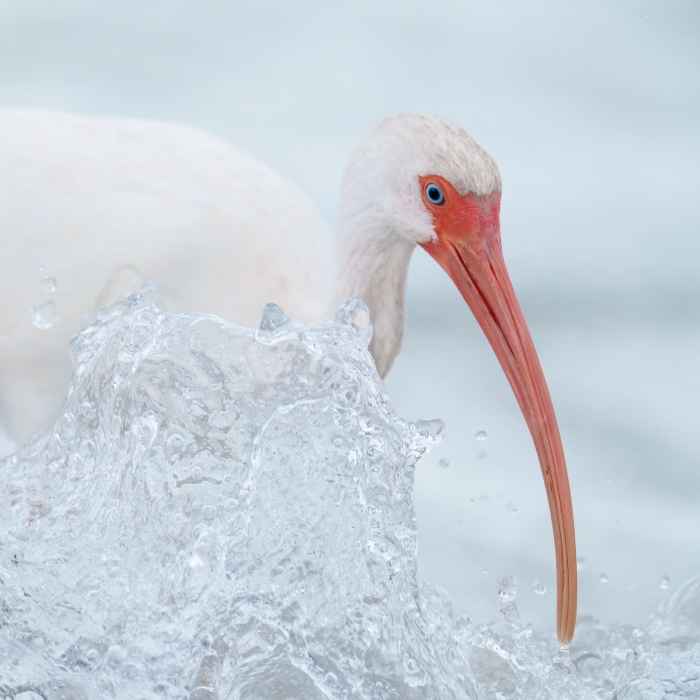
[1,296,699,699]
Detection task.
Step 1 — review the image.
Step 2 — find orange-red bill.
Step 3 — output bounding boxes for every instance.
[419,175,577,644]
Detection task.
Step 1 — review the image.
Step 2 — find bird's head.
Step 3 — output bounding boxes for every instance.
[340,113,501,244]
[342,114,577,645]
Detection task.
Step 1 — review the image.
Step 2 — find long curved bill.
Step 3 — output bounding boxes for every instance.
[420,183,577,644]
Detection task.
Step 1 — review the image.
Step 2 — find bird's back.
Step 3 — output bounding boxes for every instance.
[0,110,333,444]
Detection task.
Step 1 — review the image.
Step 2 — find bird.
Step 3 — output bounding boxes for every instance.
[0,109,577,643]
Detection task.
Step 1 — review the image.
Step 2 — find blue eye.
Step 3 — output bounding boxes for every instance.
[425,183,444,205]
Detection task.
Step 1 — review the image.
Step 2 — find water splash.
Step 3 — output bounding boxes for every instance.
[553,645,570,668]
[257,301,289,331]
[497,576,521,633]
[334,296,372,346]
[1,297,699,699]
[1,296,452,698]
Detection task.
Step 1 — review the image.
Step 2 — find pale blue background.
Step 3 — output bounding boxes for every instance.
[1,0,698,634]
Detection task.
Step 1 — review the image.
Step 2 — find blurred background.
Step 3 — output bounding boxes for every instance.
[0,0,698,635]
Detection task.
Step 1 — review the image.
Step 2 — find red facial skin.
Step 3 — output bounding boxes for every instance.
[419,174,577,645]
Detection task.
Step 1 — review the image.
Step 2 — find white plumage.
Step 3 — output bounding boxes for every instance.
[1,112,335,444]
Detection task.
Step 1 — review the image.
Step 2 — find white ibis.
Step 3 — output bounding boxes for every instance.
[0,110,577,643]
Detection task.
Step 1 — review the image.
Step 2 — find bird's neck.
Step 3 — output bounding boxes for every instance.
[330,210,415,378]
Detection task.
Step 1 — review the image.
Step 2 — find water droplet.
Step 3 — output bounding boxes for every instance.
[439,457,449,468]
[660,575,670,590]
[412,418,446,446]
[192,466,203,481]
[497,575,521,630]
[577,556,586,571]
[469,499,475,505]
[507,502,517,514]
[600,573,609,583]
[334,298,373,346]
[30,300,59,329]
[259,302,289,331]
[553,644,570,667]
[532,579,546,595]
[39,276,57,294]
[497,575,517,603]
[482,568,488,574]
[475,430,487,441]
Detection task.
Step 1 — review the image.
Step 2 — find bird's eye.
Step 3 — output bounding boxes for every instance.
[425,183,444,205]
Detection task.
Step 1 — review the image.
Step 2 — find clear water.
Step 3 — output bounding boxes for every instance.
[1,297,699,699]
